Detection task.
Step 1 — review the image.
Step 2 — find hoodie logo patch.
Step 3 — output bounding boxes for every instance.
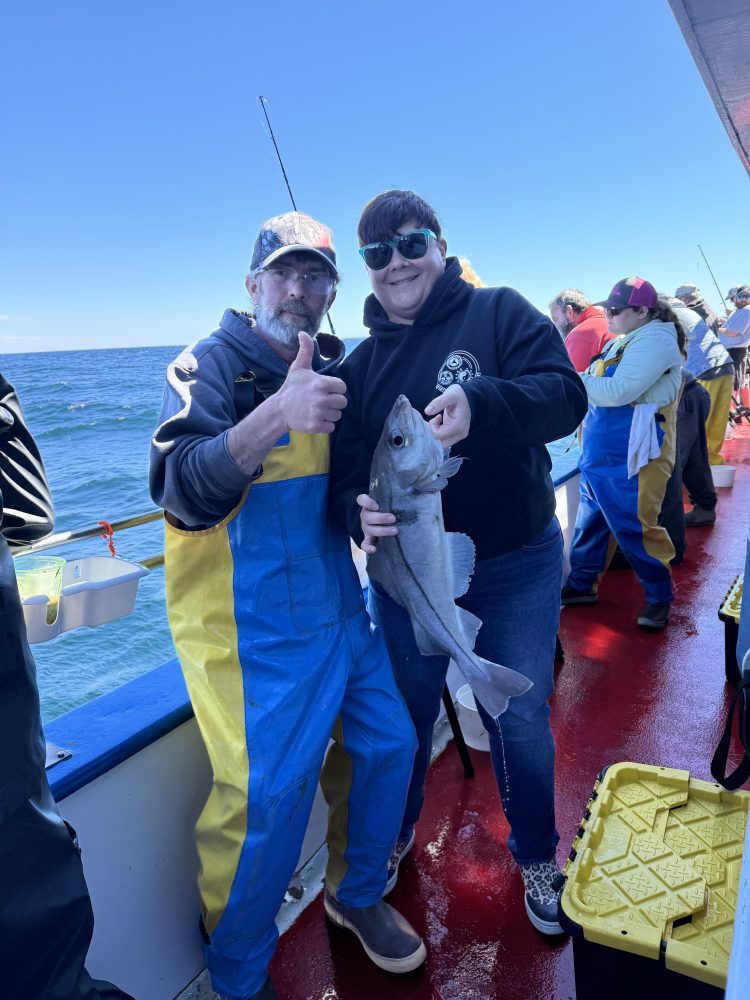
[435,351,481,393]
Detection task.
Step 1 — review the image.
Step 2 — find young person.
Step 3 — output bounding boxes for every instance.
[330,190,587,936]
[563,278,685,629]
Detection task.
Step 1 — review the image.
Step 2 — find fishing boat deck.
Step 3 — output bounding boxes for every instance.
[257,427,750,1000]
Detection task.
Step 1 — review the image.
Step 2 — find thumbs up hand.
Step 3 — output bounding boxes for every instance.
[276,332,348,434]
[288,330,315,372]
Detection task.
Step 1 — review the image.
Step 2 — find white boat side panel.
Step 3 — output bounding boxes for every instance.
[58,720,211,1000]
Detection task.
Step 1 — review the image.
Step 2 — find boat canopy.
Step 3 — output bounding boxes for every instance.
[669,0,750,177]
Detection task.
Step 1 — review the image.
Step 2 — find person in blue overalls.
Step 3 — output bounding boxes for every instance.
[561,277,686,630]
[150,212,423,1000]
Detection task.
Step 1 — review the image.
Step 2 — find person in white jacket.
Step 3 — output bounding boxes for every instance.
[561,277,686,630]
[720,285,750,401]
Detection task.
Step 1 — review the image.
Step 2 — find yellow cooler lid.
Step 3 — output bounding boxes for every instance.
[560,761,749,989]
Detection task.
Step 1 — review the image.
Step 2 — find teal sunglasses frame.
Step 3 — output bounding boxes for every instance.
[358,229,437,270]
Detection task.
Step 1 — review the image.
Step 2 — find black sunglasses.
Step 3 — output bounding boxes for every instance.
[605,305,633,317]
[358,229,436,270]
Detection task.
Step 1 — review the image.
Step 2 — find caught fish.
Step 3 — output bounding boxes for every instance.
[367,394,532,719]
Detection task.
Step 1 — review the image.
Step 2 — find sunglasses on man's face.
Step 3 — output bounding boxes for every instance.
[358,229,436,270]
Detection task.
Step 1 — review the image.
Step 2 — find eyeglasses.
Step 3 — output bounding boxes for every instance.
[259,267,335,295]
[605,306,633,317]
[358,229,437,270]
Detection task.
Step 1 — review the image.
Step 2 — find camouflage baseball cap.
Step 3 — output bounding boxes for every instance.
[674,283,700,301]
[250,211,338,277]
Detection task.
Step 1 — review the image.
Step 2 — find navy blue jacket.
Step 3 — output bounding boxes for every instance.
[149,309,345,527]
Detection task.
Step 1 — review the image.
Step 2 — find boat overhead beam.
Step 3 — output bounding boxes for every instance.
[668,0,750,177]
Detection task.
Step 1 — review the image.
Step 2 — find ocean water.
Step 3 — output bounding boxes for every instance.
[1,341,364,723]
[2,343,577,723]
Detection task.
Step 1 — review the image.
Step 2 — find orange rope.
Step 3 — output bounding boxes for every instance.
[98,520,116,557]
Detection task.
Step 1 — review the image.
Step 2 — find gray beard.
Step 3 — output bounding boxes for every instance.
[254,300,323,349]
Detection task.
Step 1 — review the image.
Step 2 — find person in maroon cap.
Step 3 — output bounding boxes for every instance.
[549,289,617,372]
[561,277,686,630]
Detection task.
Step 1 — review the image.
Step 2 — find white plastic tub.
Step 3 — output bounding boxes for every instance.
[711,464,736,488]
[19,555,149,644]
[456,684,490,751]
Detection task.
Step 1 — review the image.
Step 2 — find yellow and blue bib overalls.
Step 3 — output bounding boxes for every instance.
[567,345,677,606]
[165,430,416,1000]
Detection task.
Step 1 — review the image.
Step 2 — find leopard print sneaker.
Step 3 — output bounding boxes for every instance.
[518,858,565,935]
[383,829,416,896]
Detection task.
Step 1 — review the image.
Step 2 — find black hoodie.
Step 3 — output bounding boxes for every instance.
[0,373,54,821]
[330,259,587,561]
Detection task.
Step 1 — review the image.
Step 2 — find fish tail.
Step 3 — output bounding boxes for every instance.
[456,653,533,721]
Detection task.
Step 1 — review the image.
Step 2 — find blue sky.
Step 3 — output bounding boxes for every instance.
[2,1,748,354]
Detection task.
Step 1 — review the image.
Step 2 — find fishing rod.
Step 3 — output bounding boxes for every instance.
[697,244,729,316]
[258,96,336,335]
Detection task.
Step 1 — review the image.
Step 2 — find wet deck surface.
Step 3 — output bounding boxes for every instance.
[269,429,749,1000]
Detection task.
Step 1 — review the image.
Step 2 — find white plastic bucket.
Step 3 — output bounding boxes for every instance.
[456,684,490,752]
[711,464,736,488]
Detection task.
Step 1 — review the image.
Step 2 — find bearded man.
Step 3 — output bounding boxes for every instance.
[150,212,423,1000]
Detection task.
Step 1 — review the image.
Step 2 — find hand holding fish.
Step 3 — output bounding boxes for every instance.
[424,384,471,447]
[366,395,533,719]
[356,494,397,554]
[276,332,348,434]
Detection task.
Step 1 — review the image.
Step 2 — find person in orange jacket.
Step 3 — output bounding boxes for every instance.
[550,290,617,372]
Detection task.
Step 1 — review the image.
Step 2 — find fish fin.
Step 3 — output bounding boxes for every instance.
[448,532,475,598]
[413,619,445,656]
[457,606,482,651]
[440,455,465,479]
[412,456,465,494]
[413,472,449,494]
[456,654,533,721]
[366,552,407,608]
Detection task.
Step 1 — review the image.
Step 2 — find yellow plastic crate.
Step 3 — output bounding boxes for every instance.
[719,574,744,683]
[561,762,749,992]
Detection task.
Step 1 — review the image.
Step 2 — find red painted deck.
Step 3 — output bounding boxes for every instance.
[270,430,749,1000]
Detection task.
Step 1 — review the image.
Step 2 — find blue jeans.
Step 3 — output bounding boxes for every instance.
[368,517,562,865]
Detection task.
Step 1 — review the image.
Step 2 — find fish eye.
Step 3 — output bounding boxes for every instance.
[390,433,406,448]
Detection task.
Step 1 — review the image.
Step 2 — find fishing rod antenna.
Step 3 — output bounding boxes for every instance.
[258,95,298,211]
[697,244,729,316]
[257,96,336,335]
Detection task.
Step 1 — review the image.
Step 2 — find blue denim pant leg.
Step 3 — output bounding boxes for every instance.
[463,518,562,864]
[369,517,563,865]
[368,581,446,844]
